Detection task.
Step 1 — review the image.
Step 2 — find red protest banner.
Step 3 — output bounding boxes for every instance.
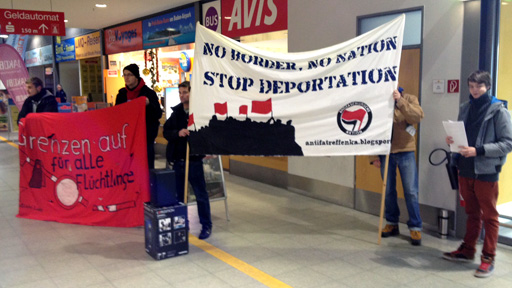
[0,9,65,36]
[17,98,150,227]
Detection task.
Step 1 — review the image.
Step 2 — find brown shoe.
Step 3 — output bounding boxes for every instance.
[442,243,475,263]
[410,230,421,246]
[381,224,399,237]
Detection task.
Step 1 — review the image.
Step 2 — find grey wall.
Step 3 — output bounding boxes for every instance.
[63,28,97,40]
[58,61,81,99]
[27,66,45,83]
[287,0,468,212]
[26,35,52,51]
[456,0,481,238]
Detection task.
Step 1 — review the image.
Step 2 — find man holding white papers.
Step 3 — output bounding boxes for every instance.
[443,70,512,278]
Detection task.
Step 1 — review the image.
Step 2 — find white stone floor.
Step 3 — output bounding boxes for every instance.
[1,135,512,288]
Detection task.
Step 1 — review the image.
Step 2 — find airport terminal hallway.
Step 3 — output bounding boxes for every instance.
[1,133,512,288]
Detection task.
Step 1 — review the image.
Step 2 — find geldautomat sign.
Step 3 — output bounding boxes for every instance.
[0,9,65,36]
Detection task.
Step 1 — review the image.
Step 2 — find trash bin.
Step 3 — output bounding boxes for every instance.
[438,209,449,239]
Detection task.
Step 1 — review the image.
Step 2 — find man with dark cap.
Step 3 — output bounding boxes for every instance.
[116,64,162,169]
[18,77,58,123]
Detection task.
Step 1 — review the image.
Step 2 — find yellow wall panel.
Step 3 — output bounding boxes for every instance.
[497,3,512,206]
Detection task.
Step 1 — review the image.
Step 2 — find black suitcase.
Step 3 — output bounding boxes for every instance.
[149,169,178,207]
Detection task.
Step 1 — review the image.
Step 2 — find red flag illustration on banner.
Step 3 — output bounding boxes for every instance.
[239,105,248,115]
[341,108,366,131]
[188,113,195,127]
[251,98,272,114]
[214,102,228,115]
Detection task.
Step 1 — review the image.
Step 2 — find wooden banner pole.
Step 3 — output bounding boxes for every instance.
[184,143,190,204]
[377,153,391,245]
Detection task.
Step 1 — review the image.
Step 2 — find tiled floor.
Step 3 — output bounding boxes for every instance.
[2,135,512,287]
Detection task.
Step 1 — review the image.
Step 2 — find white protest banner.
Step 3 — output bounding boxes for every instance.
[189,15,405,156]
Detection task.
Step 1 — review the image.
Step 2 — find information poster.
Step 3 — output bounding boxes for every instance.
[55,38,76,63]
[142,6,196,49]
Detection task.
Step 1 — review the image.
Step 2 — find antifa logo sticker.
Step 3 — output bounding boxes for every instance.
[337,102,373,135]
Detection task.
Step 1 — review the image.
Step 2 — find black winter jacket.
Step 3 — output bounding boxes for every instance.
[17,89,58,123]
[163,103,203,163]
[116,84,162,140]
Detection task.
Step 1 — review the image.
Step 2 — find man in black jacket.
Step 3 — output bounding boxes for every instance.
[163,81,212,240]
[18,77,58,123]
[116,64,162,169]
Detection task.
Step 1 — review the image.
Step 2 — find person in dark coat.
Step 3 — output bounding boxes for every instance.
[115,64,162,169]
[55,84,67,103]
[18,77,58,123]
[163,81,212,240]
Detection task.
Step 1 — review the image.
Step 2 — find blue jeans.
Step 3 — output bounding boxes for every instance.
[379,152,422,230]
[174,160,212,229]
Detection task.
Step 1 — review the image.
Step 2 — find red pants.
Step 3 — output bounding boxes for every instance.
[459,176,500,258]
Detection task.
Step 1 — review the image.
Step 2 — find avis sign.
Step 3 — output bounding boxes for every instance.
[0,9,65,36]
[221,0,287,38]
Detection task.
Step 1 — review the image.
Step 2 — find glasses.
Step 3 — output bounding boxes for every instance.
[123,73,135,77]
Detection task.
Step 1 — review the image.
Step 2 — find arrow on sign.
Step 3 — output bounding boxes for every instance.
[39,24,48,33]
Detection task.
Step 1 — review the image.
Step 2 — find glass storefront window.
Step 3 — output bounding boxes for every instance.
[106,43,195,115]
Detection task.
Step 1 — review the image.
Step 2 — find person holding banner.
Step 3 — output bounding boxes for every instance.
[17,77,58,123]
[370,88,424,246]
[163,81,212,240]
[443,70,512,278]
[116,64,162,169]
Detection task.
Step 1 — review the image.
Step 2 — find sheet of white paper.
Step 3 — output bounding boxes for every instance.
[442,121,468,153]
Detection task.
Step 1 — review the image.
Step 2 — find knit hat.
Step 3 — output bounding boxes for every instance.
[123,63,141,80]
